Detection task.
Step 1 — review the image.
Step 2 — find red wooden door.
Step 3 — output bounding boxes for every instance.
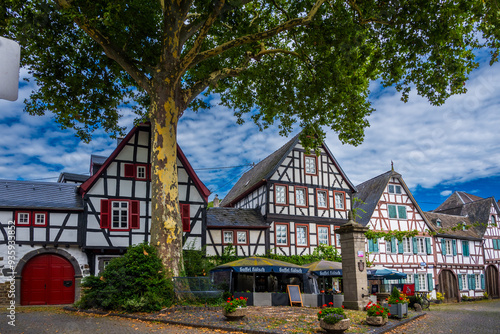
[21,254,75,305]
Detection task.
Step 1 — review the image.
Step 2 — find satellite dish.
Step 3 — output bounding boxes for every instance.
[0,36,21,101]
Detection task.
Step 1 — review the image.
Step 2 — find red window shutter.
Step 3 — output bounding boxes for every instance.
[147,164,151,181]
[124,163,135,178]
[100,199,110,229]
[130,200,140,229]
[181,203,190,232]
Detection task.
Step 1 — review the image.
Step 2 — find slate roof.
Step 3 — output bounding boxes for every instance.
[220,133,356,207]
[90,155,107,165]
[424,212,482,240]
[57,172,89,183]
[433,191,483,215]
[207,207,268,229]
[353,170,430,228]
[0,179,83,210]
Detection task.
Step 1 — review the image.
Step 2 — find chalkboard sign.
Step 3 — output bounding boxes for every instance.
[287,285,303,306]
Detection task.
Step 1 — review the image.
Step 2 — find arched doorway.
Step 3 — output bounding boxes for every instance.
[438,270,459,303]
[21,254,75,305]
[485,265,499,298]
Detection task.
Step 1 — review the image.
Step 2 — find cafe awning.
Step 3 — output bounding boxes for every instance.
[211,256,309,274]
[302,260,343,277]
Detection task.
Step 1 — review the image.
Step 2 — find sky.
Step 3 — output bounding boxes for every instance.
[1,51,500,212]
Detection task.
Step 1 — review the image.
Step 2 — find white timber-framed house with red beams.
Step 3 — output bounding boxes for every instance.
[353,170,438,299]
[0,123,210,306]
[207,133,357,257]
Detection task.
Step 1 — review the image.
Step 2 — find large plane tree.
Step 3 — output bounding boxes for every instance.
[2,0,498,276]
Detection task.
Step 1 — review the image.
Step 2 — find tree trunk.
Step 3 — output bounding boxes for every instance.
[150,92,184,277]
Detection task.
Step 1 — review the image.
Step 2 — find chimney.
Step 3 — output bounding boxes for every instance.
[213,194,220,208]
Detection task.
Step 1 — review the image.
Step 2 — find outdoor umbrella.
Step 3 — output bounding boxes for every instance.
[302,260,343,277]
[211,256,309,274]
[367,266,407,279]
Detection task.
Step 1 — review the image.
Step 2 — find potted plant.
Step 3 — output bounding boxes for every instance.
[435,292,445,304]
[223,296,248,320]
[383,287,408,319]
[317,305,350,333]
[365,301,390,326]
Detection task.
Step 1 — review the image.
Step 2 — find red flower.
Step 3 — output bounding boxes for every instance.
[388,304,391,307]
[388,313,391,316]
[320,290,325,293]
[400,297,403,300]
[376,311,380,315]
[319,310,322,314]
[341,305,344,309]
[323,304,327,307]
[377,305,380,308]
[329,302,333,305]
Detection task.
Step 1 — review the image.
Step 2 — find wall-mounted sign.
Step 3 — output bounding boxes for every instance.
[357,251,364,257]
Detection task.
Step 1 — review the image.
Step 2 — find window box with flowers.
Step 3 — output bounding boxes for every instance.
[383,287,408,319]
[365,301,390,326]
[223,296,248,320]
[317,305,350,333]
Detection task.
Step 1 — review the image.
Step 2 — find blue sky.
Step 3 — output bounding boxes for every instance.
[1,53,500,212]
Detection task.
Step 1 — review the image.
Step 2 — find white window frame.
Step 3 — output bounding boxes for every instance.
[318,226,329,245]
[34,213,46,226]
[460,274,468,290]
[416,237,426,254]
[111,201,129,230]
[136,165,147,179]
[237,231,247,244]
[403,237,412,253]
[317,190,328,209]
[223,231,233,244]
[475,274,481,290]
[276,224,288,246]
[17,212,30,226]
[296,225,308,247]
[334,192,345,210]
[275,185,287,205]
[305,156,317,175]
[416,273,428,291]
[445,239,453,255]
[388,184,402,194]
[295,187,307,207]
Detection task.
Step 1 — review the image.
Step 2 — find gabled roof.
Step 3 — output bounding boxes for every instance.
[433,191,484,215]
[461,197,498,237]
[80,124,210,201]
[57,172,89,183]
[424,212,482,240]
[353,170,431,228]
[207,207,268,229]
[220,133,356,207]
[0,179,83,210]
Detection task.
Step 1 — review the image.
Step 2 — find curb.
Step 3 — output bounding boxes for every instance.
[63,306,426,334]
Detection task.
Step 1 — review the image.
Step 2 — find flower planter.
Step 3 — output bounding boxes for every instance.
[366,315,388,326]
[319,318,350,333]
[234,292,253,306]
[384,303,408,319]
[223,307,246,320]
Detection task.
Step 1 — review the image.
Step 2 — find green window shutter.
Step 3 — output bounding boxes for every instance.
[398,206,407,219]
[458,275,463,290]
[398,239,404,254]
[441,239,446,256]
[452,239,457,256]
[463,241,470,257]
[374,239,379,253]
[414,274,419,291]
[388,205,397,218]
[391,237,397,253]
[481,274,485,290]
[427,273,433,291]
[426,238,432,254]
[470,275,476,290]
[368,239,374,252]
[494,239,499,250]
[412,237,418,254]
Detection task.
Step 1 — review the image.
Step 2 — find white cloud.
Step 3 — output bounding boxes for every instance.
[440,190,452,197]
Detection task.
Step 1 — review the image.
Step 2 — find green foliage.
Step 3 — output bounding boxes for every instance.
[365,229,419,242]
[182,242,215,277]
[387,286,408,304]
[75,243,173,312]
[223,295,247,313]
[436,292,445,301]
[483,291,489,300]
[317,307,346,324]
[365,302,390,318]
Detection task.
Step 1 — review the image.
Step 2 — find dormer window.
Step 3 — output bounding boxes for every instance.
[462,223,467,231]
[492,215,497,226]
[436,219,442,227]
[388,184,402,194]
[304,156,317,175]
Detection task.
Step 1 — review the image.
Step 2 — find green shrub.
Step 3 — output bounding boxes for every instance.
[75,243,174,312]
[318,307,346,324]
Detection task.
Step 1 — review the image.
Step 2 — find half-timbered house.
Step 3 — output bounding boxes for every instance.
[0,123,210,305]
[214,134,356,257]
[353,170,437,298]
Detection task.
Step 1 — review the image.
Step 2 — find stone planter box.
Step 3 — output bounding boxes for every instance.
[384,303,408,319]
[253,292,272,306]
[234,292,253,306]
[223,307,246,320]
[319,318,350,333]
[271,293,289,306]
[301,293,318,307]
[366,315,388,326]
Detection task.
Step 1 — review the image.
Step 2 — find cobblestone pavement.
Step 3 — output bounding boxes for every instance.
[386,300,500,334]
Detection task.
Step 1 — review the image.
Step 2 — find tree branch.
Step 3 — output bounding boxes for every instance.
[346,0,391,25]
[186,0,326,70]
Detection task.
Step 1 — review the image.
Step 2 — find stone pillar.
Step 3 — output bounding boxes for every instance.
[336,215,369,310]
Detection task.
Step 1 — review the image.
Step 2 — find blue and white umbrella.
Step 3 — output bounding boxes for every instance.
[367,266,407,279]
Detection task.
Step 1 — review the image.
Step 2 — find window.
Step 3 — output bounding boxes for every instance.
[368,239,379,253]
[388,205,407,219]
[416,274,428,291]
[136,165,147,179]
[388,184,402,194]
[124,163,150,180]
[386,238,394,253]
[402,237,412,253]
[237,231,247,244]
[33,212,47,227]
[416,237,426,254]
[459,274,468,290]
[317,226,329,245]
[475,274,481,290]
[436,219,442,227]
[335,231,341,247]
[275,185,287,205]
[295,187,307,207]
[334,192,345,210]
[276,224,289,246]
[100,199,140,230]
[317,189,329,209]
[462,240,470,256]
[223,231,233,244]
[296,225,308,247]
[304,156,317,175]
[15,211,31,226]
[491,215,497,227]
[445,239,453,255]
